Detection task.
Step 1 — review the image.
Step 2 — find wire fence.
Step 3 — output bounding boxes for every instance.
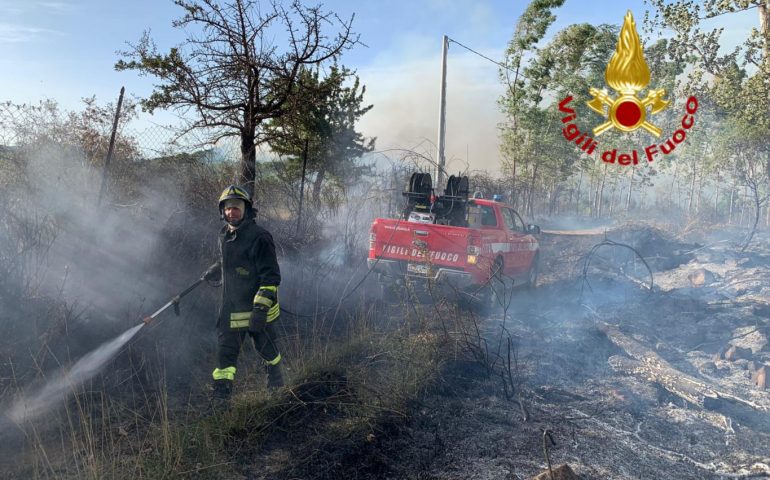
[0,100,245,166]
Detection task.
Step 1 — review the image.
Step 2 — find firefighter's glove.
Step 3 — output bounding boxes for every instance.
[251,287,278,332]
[203,262,221,282]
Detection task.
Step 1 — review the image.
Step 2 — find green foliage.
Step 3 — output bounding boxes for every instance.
[647,0,769,226]
[265,65,375,206]
[499,3,621,212]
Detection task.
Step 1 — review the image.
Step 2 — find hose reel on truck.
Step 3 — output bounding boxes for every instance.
[402,172,471,226]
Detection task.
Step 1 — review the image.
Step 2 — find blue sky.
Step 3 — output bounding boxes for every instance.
[0,0,759,172]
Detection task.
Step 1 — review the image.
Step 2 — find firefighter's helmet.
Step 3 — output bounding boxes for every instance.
[218,185,252,214]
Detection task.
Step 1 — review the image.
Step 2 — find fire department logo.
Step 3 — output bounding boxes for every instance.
[587,11,669,137]
[557,10,699,167]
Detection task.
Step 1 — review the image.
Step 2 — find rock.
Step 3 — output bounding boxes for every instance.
[730,326,768,353]
[688,268,716,287]
[531,464,579,480]
[699,361,718,375]
[724,345,753,361]
[752,365,767,390]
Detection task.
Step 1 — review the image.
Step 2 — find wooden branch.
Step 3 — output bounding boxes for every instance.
[608,355,717,407]
[599,323,769,416]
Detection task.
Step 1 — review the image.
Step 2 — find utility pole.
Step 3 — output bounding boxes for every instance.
[97,86,125,205]
[436,35,448,189]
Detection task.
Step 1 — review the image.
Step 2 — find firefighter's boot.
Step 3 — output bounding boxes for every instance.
[210,379,232,411]
[267,364,284,389]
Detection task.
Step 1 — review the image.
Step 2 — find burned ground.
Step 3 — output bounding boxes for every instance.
[400,225,770,479]
[4,223,770,479]
[242,223,770,480]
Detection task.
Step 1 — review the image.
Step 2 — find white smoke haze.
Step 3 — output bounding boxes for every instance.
[7,323,144,424]
[0,137,218,424]
[24,143,187,314]
[358,49,505,175]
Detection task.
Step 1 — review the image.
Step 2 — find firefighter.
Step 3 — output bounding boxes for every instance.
[202,185,284,405]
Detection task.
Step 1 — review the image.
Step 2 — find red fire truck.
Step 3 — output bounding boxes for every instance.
[368,173,540,302]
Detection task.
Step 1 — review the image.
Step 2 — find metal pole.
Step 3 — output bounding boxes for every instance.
[98,86,125,206]
[297,138,308,235]
[436,35,448,189]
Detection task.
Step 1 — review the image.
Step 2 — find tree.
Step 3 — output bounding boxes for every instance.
[500,17,618,216]
[499,0,565,209]
[647,0,770,241]
[265,65,374,207]
[115,0,358,197]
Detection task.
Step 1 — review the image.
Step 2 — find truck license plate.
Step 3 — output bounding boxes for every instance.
[407,263,429,275]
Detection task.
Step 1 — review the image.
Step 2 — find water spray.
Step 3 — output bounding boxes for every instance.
[6,275,206,424]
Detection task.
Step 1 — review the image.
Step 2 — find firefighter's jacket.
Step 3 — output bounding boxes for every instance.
[216,216,281,331]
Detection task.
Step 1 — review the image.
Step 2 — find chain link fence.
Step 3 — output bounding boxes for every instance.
[0,99,405,255]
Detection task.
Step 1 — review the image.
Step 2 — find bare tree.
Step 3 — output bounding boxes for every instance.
[116,0,358,196]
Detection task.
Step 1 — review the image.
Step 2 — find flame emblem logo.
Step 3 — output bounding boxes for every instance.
[587,11,669,136]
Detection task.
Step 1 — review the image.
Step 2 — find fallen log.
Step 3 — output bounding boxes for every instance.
[608,355,715,407]
[598,323,769,417]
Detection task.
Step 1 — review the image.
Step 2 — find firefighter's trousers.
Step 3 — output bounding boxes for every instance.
[213,323,282,384]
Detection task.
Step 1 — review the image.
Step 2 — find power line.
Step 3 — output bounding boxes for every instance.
[447,36,533,88]
[447,37,517,73]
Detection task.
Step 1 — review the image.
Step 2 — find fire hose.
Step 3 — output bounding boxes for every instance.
[142,277,205,325]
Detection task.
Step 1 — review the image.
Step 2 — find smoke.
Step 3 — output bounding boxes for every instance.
[25,143,186,313]
[0,134,219,425]
[357,50,505,175]
[6,324,144,424]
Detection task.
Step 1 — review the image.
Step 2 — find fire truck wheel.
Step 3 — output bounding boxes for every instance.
[525,254,539,290]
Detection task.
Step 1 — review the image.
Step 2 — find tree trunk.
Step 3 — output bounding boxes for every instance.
[549,183,561,216]
[765,202,770,228]
[527,163,538,218]
[312,167,326,206]
[739,187,747,226]
[608,180,617,217]
[714,184,720,220]
[511,157,518,209]
[575,169,583,216]
[695,170,703,215]
[239,130,258,195]
[729,179,736,224]
[596,163,608,218]
[670,162,679,210]
[626,168,635,212]
[616,177,624,213]
[741,182,761,252]
[687,162,697,215]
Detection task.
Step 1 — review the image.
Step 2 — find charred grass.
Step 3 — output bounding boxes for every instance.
[2,299,454,479]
